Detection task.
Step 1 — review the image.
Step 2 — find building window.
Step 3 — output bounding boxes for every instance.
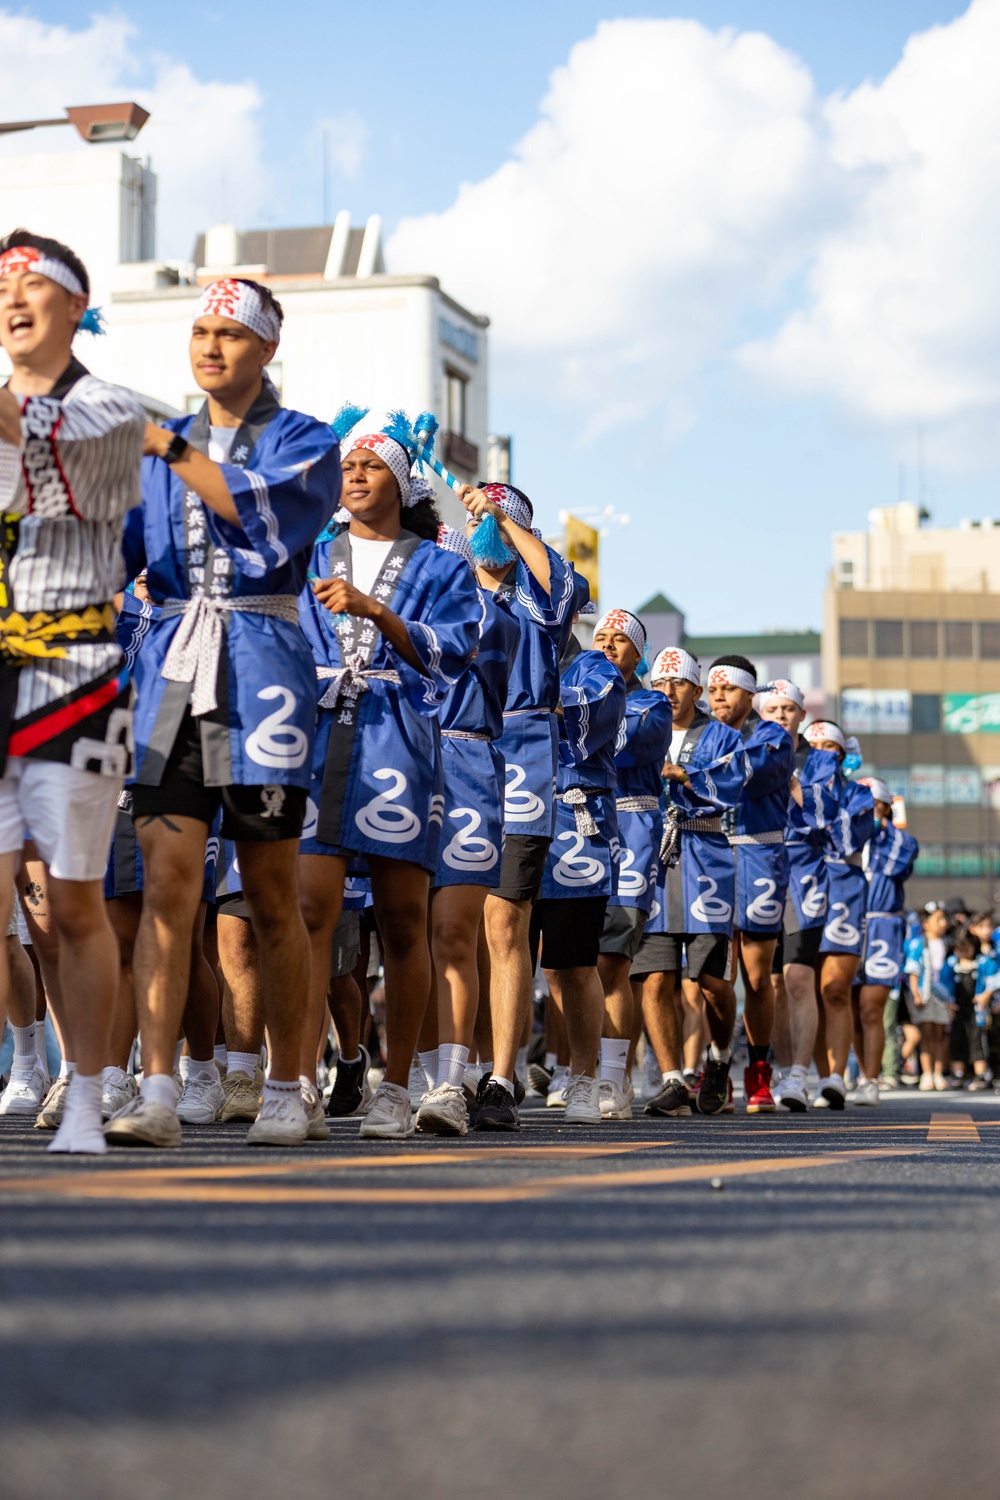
[839,618,869,656]
[911,694,941,732]
[980,623,1000,659]
[915,844,945,876]
[444,369,468,438]
[909,621,939,658]
[945,621,974,657]
[910,765,944,805]
[836,558,854,590]
[874,620,904,657]
[947,846,982,876]
[945,768,981,804]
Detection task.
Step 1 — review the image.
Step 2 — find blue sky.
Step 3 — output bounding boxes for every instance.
[4,1,995,632]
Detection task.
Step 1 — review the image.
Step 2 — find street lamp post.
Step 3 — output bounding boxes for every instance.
[0,103,149,143]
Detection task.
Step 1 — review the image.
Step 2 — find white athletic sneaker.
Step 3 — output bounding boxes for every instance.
[933,1072,949,1092]
[245,1092,310,1146]
[416,1082,468,1136]
[104,1095,182,1148]
[0,1062,47,1115]
[176,1070,225,1124]
[359,1083,415,1139]
[101,1068,138,1121]
[850,1077,880,1106]
[564,1074,602,1123]
[300,1079,331,1141]
[408,1060,427,1109]
[35,1074,72,1130]
[811,1087,830,1109]
[546,1067,570,1108]
[819,1073,847,1109]
[776,1071,809,1113]
[918,1072,935,1092]
[598,1079,633,1120]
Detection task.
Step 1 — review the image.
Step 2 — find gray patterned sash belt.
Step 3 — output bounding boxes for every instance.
[161,594,300,716]
[728,830,784,846]
[558,786,601,837]
[316,656,401,710]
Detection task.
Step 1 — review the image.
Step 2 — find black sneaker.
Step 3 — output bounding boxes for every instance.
[528,1062,554,1096]
[696,1059,731,1116]
[473,1069,525,1109]
[644,1078,692,1117]
[326,1045,371,1118]
[472,1080,520,1132]
[513,1072,526,1106]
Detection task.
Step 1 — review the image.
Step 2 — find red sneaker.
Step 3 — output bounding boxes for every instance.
[744,1060,776,1114]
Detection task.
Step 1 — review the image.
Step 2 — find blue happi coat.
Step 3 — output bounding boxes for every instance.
[783,739,841,933]
[861,819,919,986]
[491,546,579,839]
[129,392,341,789]
[299,526,480,873]
[645,711,747,936]
[541,651,626,899]
[434,588,520,888]
[610,679,672,914]
[726,714,795,935]
[820,776,876,957]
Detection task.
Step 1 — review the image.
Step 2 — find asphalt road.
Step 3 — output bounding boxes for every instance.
[1,1086,998,1500]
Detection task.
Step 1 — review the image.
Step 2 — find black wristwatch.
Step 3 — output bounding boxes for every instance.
[163,432,189,466]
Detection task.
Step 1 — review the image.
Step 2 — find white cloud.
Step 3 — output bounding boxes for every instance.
[388,18,831,441]
[740,0,1000,463]
[0,10,267,260]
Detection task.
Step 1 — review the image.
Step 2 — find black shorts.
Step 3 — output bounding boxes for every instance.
[772,926,823,972]
[631,932,730,982]
[534,896,608,970]
[216,891,250,921]
[131,709,307,843]
[600,905,647,960]
[493,834,550,904]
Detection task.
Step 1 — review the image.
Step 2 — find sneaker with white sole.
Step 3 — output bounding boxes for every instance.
[408,1060,428,1109]
[918,1072,935,1092]
[819,1073,846,1110]
[416,1082,468,1136]
[218,1069,261,1122]
[300,1079,331,1141]
[35,1075,71,1130]
[598,1079,633,1120]
[176,1070,225,1124]
[101,1069,138,1121]
[245,1092,309,1146]
[564,1074,602,1123]
[775,1070,809,1113]
[850,1077,880,1106]
[360,1082,414,1139]
[104,1095,182,1148]
[0,1062,47,1115]
[546,1068,570,1108]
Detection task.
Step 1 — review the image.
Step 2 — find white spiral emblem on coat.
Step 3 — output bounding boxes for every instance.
[865,938,899,981]
[690,876,732,924]
[824,901,860,947]
[552,831,605,887]
[800,874,826,920]
[442,808,499,871]
[245,686,308,770]
[746,878,782,926]
[302,796,319,841]
[616,848,647,897]
[504,763,545,822]
[355,769,421,843]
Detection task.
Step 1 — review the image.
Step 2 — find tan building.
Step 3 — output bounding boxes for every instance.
[825,503,1000,907]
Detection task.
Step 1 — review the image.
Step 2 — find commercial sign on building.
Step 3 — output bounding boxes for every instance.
[943,694,1000,733]
[841,689,911,735]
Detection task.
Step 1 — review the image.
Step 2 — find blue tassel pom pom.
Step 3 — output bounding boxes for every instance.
[469,512,514,568]
[79,306,106,335]
[330,402,370,444]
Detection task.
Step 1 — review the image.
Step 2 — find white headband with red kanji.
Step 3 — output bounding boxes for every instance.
[193,278,280,344]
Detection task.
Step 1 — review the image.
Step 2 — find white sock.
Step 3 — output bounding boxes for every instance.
[187,1058,218,1084]
[141,1073,177,1109]
[417,1048,439,1089]
[213,1044,228,1069]
[709,1043,732,1064]
[516,1046,528,1077]
[600,1037,629,1089]
[10,1022,36,1071]
[262,1077,299,1108]
[178,1054,191,1082]
[227,1051,258,1079]
[662,1069,685,1084]
[438,1043,469,1089]
[544,1051,557,1071]
[58,1059,76,1080]
[64,1071,102,1121]
[789,1064,808,1081]
[489,1074,515,1096]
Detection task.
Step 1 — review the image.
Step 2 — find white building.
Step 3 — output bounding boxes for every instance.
[0,149,489,528]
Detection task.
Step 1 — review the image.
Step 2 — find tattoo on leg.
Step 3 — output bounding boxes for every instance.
[138,814,184,833]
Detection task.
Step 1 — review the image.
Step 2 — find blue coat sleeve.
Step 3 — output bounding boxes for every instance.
[390,550,482,706]
[559,652,627,765]
[615,692,672,767]
[514,544,577,639]
[675,721,748,815]
[842,783,876,857]
[209,414,341,578]
[867,822,919,880]
[122,503,147,581]
[742,721,795,797]
[794,749,841,829]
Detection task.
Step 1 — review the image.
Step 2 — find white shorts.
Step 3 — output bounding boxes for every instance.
[0,759,120,882]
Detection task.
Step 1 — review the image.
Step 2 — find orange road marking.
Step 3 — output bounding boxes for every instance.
[0,1146,918,1206]
[926,1112,981,1143]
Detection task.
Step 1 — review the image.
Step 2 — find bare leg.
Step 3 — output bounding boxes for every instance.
[680,978,707,1071]
[857,984,889,1079]
[328,974,363,1058]
[46,876,119,1077]
[739,935,777,1049]
[369,857,432,1088]
[642,970,682,1074]
[218,913,265,1059]
[819,952,859,1077]
[483,893,533,1082]
[772,971,792,1070]
[297,852,348,1080]
[701,973,737,1051]
[431,884,487,1050]
[106,894,142,1069]
[598,951,633,1039]
[18,850,70,1059]
[133,816,207,1079]
[237,838,310,1084]
[558,965,604,1077]
[180,905,220,1062]
[784,962,819,1068]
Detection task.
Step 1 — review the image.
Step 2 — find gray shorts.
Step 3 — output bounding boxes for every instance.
[331,909,361,980]
[600,905,647,960]
[631,932,730,982]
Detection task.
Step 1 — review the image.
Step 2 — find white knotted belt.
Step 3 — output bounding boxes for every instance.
[558,786,600,837]
[616,795,659,813]
[316,653,401,710]
[161,594,301,716]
